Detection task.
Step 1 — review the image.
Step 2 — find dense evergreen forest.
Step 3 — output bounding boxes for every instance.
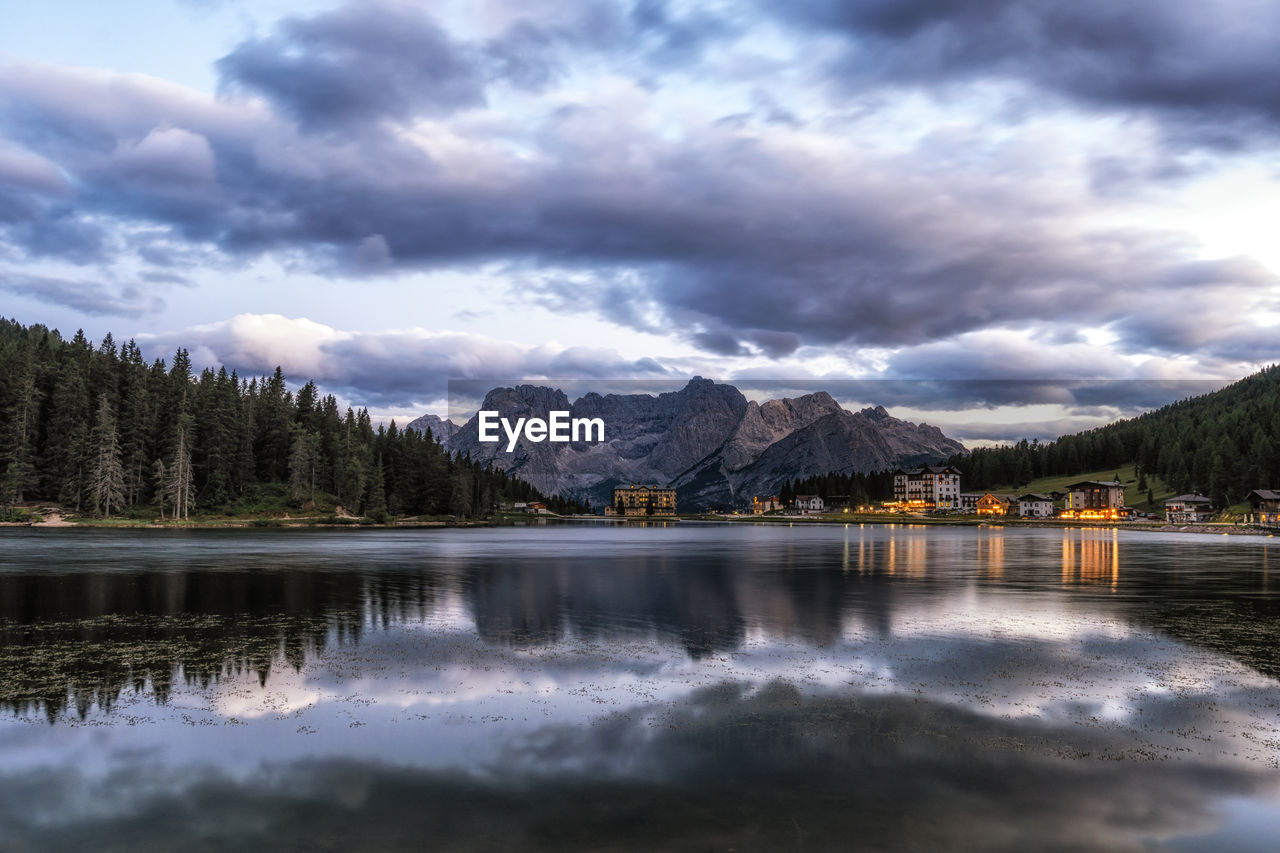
[0,318,586,520]
[946,366,1280,507]
[777,471,896,507]
[775,366,1280,511]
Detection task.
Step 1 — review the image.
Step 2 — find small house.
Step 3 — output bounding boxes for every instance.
[1018,494,1055,518]
[794,494,824,513]
[1164,494,1213,524]
[1247,490,1280,524]
[976,494,1014,517]
[752,495,781,515]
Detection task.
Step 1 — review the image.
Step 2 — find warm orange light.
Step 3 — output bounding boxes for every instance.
[1059,508,1120,521]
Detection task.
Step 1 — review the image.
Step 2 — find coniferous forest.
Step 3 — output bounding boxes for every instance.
[777,471,896,507]
[0,318,586,520]
[945,367,1280,507]
[769,368,1280,512]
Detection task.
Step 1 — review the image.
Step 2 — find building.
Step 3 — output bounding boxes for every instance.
[1060,480,1125,520]
[752,495,781,515]
[892,465,963,510]
[794,494,824,512]
[1018,494,1055,518]
[1164,494,1213,523]
[611,485,677,516]
[958,492,984,512]
[1247,490,1280,524]
[975,493,1015,516]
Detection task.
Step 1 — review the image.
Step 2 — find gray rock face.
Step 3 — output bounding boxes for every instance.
[405,413,460,443]
[674,406,964,508]
[720,392,845,472]
[429,379,965,509]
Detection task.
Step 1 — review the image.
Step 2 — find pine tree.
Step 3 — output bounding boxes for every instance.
[165,425,195,520]
[88,394,126,518]
[288,428,318,503]
[364,455,388,521]
[449,463,472,518]
[152,459,168,520]
[44,363,91,509]
[117,340,152,506]
[2,360,41,505]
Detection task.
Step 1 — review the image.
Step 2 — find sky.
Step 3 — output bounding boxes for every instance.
[2,0,1278,443]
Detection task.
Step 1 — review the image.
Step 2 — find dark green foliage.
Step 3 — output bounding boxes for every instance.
[88,393,125,518]
[0,317,572,518]
[945,366,1280,505]
[780,470,894,507]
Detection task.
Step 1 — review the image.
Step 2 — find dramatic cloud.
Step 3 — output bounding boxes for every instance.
[770,0,1280,147]
[217,3,490,127]
[1,0,1277,421]
[6,49,1274,357]
[139,314,671,408]
[0,273,164,317]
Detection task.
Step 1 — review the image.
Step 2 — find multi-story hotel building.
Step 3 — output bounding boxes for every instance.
[608,485,677,516]
[892,466,963,509]
[1059,480,1126,519]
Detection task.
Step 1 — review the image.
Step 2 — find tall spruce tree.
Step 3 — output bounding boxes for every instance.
[2,359,41,505]
[165,424,195,520]
[88,393,126,518]
[288,428,319,503]
[364,455,388,521]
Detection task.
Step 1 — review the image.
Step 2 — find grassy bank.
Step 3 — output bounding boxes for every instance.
[983,462,1173,513]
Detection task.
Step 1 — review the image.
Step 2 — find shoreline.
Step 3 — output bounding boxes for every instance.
[685,513,1278,537]
[2,511,1276,537]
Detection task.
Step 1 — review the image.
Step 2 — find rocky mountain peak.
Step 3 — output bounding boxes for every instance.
[428,380,965,510]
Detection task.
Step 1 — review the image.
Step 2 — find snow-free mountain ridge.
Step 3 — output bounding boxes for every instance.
[417,378,965,509]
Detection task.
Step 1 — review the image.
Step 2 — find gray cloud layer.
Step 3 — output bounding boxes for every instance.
[1,1,1277,375]
[771,0,1280,145]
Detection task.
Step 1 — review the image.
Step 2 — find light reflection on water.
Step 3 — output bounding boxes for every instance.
[1,524,1279,851]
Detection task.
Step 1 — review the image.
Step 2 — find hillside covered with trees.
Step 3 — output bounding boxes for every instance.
[0,318,585,521]
[948,367,1280,507]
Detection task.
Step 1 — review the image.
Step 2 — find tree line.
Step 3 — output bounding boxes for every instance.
[944,366,1280,508]
[777,470,896,507]
[0,318,586,520]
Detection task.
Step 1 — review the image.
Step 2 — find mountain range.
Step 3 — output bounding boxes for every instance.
[408,378,966,509]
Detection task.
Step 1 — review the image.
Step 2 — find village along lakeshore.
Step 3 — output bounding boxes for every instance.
[3,318,1280,534]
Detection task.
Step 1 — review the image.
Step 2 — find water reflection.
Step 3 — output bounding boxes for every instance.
[4,526,1280,716]
[1,526,1279,849]
[1,684,1277,851]
[1062,528,1120,588]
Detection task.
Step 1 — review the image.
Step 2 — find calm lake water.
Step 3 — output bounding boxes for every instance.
[2,523,1279,851]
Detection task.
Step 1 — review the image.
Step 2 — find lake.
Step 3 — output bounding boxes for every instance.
[2,523,1279,851]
